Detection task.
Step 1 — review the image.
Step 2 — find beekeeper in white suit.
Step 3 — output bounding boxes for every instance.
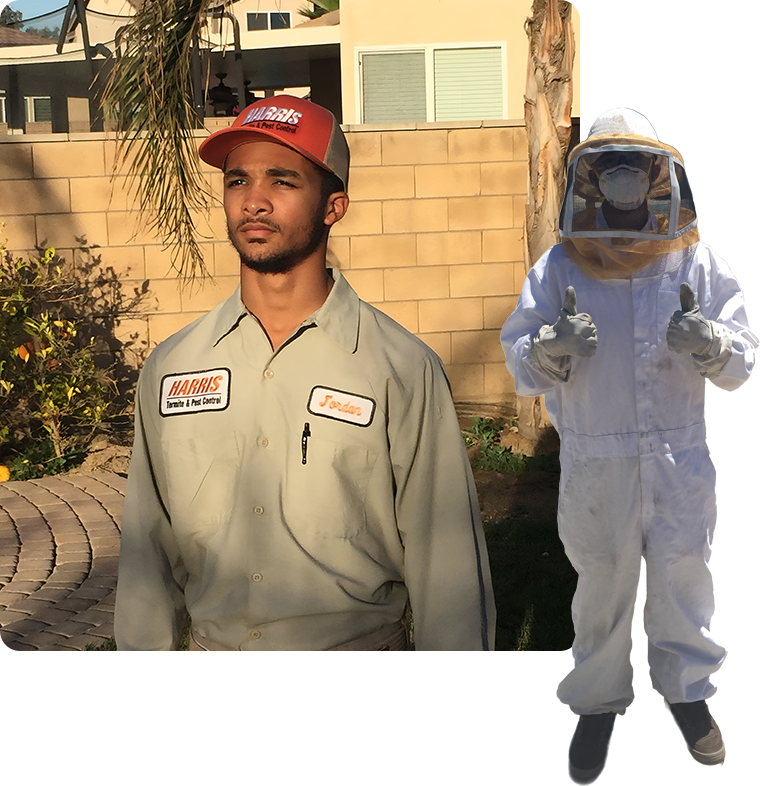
[501,108,756,783]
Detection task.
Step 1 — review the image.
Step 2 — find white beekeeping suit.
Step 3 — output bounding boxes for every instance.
[501,109,756,731]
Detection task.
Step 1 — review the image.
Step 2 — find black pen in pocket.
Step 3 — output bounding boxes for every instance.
[301,422,311,464]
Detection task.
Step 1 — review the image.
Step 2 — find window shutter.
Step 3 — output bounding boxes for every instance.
[361,51,426,123]
[434,47,503,121]
[33,97,52,123]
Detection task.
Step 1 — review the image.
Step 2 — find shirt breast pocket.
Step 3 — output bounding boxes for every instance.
[283,436,379,540]
[161,434,242,548]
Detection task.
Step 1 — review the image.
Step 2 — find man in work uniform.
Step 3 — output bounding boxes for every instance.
[115,95,496,651]
[501,109,756,780]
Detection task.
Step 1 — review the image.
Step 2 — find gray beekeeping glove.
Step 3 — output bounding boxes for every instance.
[529,286,597,380]
[666,283,714,354]
[536,286,598,357]
[666,283,732,376]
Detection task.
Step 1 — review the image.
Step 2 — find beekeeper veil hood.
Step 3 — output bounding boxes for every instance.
[559,108,699,279]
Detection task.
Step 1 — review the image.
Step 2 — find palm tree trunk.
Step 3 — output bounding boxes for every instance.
[519,0,575,443]
[524,0,575,271]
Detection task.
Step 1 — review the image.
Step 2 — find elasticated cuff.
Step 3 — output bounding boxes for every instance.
[530,328,571,382]
[691,322,733,378]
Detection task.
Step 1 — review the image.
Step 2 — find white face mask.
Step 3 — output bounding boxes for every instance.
[598,165,650,210]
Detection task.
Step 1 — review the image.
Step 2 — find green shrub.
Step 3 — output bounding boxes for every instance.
[1,244,114,460]
[7,440,87,481]
[1,230,148,476]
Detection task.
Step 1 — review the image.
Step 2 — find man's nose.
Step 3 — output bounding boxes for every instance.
[242,185,273,214]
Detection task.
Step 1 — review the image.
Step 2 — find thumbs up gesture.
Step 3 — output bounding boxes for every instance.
[562,286,579,316]
[666,283,713,355]
[540,286,598,358]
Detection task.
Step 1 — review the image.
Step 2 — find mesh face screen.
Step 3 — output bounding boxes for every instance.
[562,145,695,240]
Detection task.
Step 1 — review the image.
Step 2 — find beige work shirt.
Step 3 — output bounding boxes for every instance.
[115,269,495,650]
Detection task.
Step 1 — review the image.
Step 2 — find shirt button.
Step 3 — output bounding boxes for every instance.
[254,506,264,515]
[263,368,274,379]
[250,630,261,639]
[252,572,263,582]
[258,437,269,448]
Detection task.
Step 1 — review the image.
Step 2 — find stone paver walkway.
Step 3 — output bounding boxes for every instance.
[0,473,125,651]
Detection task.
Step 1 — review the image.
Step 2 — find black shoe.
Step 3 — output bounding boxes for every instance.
[568,712,616,783]
[667,700,725,765]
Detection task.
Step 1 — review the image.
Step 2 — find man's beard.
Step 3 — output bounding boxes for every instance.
[228,214,327,275]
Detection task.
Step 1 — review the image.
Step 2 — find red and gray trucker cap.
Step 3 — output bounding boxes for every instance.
[198,95,349,189]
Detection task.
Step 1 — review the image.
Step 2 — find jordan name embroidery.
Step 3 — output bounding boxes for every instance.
[307,386,376,427]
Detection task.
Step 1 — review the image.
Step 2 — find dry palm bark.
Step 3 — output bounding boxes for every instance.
[518,0,575,441]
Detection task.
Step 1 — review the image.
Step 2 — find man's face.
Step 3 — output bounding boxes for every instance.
[590,151,655,177]
[588,151,661,192]
[223,141,332,275]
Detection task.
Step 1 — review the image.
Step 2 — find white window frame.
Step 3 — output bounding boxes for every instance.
[245,12,269,31]
[244,11,291,31]
[24,95,52,124]
[269,11,291,29]
[356,41,507,124]
[0,90,6,125]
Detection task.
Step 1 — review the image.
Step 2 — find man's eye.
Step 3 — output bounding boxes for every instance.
[226,178,245,187]
[274,179,296,187]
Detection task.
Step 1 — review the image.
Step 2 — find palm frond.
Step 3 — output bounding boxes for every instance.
[298,1,340,20]
[101,0,218,283]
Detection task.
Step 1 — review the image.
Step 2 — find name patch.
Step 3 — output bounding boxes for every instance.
[160,368,231,416]
[307,386,376,427]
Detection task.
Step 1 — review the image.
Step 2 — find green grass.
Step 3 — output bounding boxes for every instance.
[515,603,535,651]
[465,416,560,473]
[463,416,507,448]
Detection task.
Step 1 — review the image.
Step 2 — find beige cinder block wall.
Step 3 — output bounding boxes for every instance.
[0,121,527,413]
[338,120,525,411]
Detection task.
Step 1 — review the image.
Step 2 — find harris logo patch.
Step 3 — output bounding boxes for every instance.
[307,386,375,427]
[241,105,302,136]
[160,368,230,416]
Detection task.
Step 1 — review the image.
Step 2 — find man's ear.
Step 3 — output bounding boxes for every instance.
[324,192,349,227]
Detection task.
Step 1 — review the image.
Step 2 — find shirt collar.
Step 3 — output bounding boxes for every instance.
[212,267,360,354]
